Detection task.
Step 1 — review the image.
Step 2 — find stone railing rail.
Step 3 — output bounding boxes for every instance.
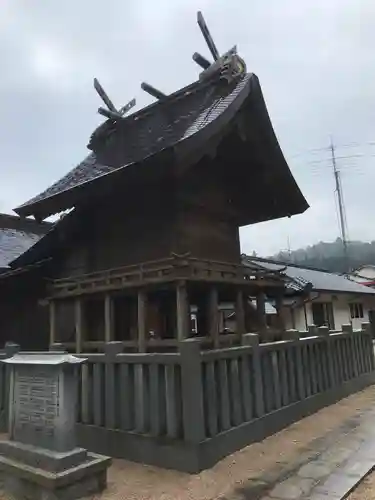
[0,323,374,473]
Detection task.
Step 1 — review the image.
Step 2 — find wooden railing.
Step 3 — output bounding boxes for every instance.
[59,333,243,353]
[48,255,283,298]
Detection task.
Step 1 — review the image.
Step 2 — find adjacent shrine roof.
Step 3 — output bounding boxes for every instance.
[0,213,51,270]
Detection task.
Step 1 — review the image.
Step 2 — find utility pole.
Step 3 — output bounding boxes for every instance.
[287,236,292,262]
[330,138,349,272]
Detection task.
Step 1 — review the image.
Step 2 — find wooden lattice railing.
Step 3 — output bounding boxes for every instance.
[48,255,283,298]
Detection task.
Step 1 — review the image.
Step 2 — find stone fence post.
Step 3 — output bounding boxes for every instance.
[285,330,306,400]
[341,323,353,335]
[361,322,375,372]
[49,343,67,352]
[1,343,20,432]
[368,313,375,340]
[242,333,264,417]
[308,325,318,337]
[317,325,336,387]
[284,329,300,341]
[4,342,20,358]
[179,338,205,444]
[317,325,329,337]
[361,321,372,336]
[104,342,124,429]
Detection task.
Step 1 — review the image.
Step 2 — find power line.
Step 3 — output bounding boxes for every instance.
[280,140,375,259]
[289,141,375,159]
[292,153,375,167]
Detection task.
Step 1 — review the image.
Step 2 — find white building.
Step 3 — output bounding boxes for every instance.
[243,257,375,332]
[348,265,375,289]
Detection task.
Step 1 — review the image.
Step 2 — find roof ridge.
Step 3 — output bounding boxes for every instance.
[88,76,222,149]
[242,254,337,274]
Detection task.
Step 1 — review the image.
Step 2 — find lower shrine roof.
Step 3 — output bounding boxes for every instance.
[0,214,51,269]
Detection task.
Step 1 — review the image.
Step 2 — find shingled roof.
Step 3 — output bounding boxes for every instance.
[14,73,308,222]
[0,214,51,270]
[243,255,375,296]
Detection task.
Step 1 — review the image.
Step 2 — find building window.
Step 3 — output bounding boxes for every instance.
[190,314,198,335]
[312,302,335,330]
[350,303,364,319]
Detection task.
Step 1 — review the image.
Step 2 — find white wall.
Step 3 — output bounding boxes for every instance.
[283,292,375,332]
[329,293,375,330]
[280,301,309,331]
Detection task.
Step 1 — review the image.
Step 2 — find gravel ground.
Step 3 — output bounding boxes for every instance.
[347,471,375,500]
[1,386,375,500]
[84,386,375,500]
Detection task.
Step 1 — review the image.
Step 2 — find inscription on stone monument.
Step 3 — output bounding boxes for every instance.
[13,368,60,440]
[0,346,111,499]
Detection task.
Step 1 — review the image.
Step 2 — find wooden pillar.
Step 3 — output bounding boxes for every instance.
[256,291,267,329]
[104,294,114,342]
[236,289,246,337]
[74,298,83,353]
[208,287,219,348]
[137,290,147,352]
[275,291,285,330]
[49,300,56,347]
[176,281,189,341]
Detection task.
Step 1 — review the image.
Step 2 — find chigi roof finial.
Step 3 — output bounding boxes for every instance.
[193,11,247,83]
[140,82,167,101]
[93,78,136,121]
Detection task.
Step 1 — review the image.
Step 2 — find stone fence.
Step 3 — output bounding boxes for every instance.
[0,323,374,473]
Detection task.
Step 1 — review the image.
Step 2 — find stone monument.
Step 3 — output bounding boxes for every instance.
[0,352,111,500]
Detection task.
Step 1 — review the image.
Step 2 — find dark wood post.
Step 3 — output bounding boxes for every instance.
[49,300,56,347]
[74,298,83,353]
[256,291,267,330]
[275,290,285,331]
[208,287,219,348]
[104,294,114,343]
[137,290,147,352]
[176,280,189,341]
[236,289,246,338]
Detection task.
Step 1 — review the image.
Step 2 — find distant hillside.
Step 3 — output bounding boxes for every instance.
[271,238,375,273]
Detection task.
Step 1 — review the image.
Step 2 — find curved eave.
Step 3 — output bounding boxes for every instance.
[236,77,309,225]
[14,147,174,221]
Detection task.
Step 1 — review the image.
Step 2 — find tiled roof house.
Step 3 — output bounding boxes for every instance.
[0,213,51,272]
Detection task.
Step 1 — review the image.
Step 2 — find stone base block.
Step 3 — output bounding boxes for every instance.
[0,449,111,500]
[0,440,87,472]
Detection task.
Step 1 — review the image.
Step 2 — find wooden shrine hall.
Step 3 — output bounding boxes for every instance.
[8,14,309,353]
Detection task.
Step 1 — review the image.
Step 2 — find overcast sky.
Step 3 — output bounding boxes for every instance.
[0,0,374,256]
